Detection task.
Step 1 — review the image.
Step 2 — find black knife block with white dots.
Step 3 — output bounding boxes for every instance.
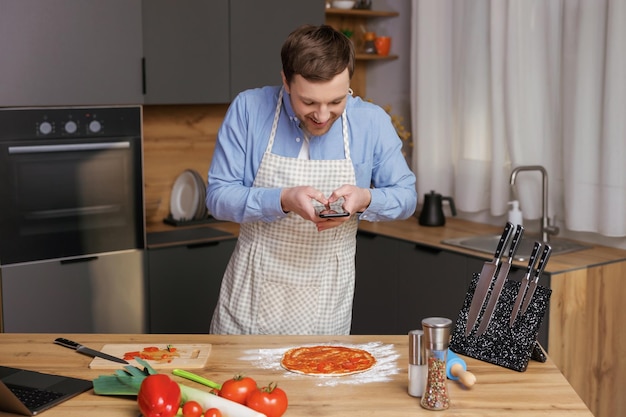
[449,273,552,372]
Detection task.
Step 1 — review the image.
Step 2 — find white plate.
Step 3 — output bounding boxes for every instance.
[170,170,200,221]
[191,170,207,220]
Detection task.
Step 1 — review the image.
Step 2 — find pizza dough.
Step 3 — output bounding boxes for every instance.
[281,345,376,376]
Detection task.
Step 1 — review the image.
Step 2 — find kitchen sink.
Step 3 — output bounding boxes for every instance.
[442,234,591,262]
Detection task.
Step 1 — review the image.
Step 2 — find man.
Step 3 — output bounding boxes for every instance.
[207,24,417,335]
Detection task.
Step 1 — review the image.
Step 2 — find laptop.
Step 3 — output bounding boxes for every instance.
[0,366,92,416]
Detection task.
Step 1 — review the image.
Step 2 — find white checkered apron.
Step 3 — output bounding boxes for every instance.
[210,88,358,335]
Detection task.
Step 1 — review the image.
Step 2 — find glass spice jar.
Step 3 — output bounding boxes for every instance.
[363,32,377,54]
[420,317,453,411]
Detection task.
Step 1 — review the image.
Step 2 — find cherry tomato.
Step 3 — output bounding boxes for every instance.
[246,382,288,417]
[219,374,257,405]
[204,408,222,417]
[181,400,203,417]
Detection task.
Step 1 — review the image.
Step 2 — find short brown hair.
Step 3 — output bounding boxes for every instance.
[281,24,355,84]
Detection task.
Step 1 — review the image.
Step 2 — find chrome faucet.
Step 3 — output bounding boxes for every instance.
[509,165,559,242]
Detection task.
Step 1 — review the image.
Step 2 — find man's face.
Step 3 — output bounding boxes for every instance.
[283,68,350,137]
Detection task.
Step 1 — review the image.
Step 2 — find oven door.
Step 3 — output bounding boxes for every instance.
[0,137,144,265]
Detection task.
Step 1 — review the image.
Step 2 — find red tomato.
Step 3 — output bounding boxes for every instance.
[204,408,222,417]
[246,382,288,417]
[181,400,203,417]
[218,374,257,405]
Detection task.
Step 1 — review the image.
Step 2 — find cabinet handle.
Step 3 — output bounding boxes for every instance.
[357,230,378,239]
[187,241,220,250]
[414,244,442,255]
[60,256,98,265]
[142,57,146,95]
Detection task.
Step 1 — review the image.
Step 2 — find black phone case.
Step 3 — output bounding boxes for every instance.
[449,272,551,372]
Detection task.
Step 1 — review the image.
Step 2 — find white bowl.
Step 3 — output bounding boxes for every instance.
[332,0,356,9]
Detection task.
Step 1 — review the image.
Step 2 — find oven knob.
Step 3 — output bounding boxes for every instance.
[64,120,78,134]
[39,121,53,135]
[89,120,102,133]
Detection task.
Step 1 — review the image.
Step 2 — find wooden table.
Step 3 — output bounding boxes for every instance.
[0,334,592,417]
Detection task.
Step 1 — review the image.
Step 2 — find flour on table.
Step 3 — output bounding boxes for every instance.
[238,341,400,387]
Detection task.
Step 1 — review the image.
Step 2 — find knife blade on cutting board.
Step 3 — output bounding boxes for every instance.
[465,222,514,336]
[509,241,542,327]
[519,244,552,315]
[476,224,524,336]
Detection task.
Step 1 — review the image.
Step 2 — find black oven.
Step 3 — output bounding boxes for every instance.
[0,106,144,265]
[0,106,146,333]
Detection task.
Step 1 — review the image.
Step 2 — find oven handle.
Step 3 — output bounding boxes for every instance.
[8,141,130,154]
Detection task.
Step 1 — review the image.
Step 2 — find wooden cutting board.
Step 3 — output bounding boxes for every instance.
[89,343,211,369]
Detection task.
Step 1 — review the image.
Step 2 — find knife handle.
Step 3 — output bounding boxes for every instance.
[494,222,514,261]
[533,244,552,282]
[507,225,524,259]
[54,337,80,349]
[525,242,542,275]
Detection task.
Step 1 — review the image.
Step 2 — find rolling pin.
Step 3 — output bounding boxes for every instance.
[447,349,476,388]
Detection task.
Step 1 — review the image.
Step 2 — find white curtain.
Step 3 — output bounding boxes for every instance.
[410,0,626,238]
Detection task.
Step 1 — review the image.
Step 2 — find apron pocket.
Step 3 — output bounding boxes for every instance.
[257,280,320,334]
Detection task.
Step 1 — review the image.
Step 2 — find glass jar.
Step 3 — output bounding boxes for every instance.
[363,32,377,54]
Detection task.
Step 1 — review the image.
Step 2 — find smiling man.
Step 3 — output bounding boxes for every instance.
[206,24,417,335]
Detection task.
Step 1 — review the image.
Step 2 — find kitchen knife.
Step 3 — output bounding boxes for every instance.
[476,224,524,336]
[509,241,542,326]
[54,337,128,364]
[519,243,552,315]
[465,222,514,336]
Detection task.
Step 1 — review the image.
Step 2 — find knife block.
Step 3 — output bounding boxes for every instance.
[449,273,551,372]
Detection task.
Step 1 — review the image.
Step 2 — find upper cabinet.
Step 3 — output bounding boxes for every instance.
[1,0,324,107]
[229,0,325,99]
[0,0,143,107]
[142,0,230,104]
[143,0,325,105]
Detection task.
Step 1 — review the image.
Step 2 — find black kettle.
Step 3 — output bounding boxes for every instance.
[418,190,457,226]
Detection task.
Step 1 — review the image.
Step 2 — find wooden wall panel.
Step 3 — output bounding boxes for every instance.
[142,104,228,227]
[549,261,626,417]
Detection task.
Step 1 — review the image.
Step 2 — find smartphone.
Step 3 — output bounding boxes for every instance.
[318,209,350,218]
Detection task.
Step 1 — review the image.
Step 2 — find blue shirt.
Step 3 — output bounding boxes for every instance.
[207,85,417,223]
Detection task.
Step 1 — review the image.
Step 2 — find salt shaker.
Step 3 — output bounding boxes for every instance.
[420,317,453,410]
[408,329,426,397]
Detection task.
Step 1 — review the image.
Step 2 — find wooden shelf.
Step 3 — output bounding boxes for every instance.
[326,8,399,18]
[325,4,400,97]
[356,53,398,61]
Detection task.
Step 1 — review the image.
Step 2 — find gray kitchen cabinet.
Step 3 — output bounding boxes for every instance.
[229,0,325,97]
[352,230,550,347]
[142,0,324,104]
[0,0,143,107]
[148,239,236,334]
[142,0,230,104]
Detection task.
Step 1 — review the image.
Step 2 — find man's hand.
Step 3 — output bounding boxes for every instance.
[328,184,371,215]
[280,186,328,222]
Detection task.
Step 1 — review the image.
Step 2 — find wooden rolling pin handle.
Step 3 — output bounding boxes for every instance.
[449,363,477,388]
[447,349,477,388]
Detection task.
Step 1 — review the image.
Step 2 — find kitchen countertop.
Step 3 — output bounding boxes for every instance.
[0,333,593,417]
[147,216,626,273]
[358,217,626,274]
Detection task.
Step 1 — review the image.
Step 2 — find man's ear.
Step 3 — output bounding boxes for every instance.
[281,71,290,94]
